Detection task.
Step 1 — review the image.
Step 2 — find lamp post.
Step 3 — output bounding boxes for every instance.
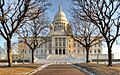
[23,49,25,64]
[97,49,100,64]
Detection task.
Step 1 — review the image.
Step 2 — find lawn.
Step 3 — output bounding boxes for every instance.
[75,63,120,75]
[0,63,42,75]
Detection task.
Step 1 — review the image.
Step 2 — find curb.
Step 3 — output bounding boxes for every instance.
[72,64,95,75]
[28,63,53,75]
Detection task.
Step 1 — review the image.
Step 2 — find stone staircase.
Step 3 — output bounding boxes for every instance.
[46,54,74,63]
[47,54,74,60]
[35,54,86,64]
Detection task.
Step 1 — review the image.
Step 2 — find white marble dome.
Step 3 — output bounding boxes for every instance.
[53,6,68,23]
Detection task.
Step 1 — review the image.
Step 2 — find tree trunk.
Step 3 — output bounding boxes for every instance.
[32,50,34,63]
[86,47,90,63]
[107,43,112,66]
[108,49,112,66]
[97,52,99,64]
[7,39,12,67]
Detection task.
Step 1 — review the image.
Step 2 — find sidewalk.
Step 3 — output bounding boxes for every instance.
[28,63,53,75]
[31,64,88,75]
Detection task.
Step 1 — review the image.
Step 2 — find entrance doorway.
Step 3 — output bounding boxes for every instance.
[63,49,65,54]
[59,49,62,54]
[55,49,58,54]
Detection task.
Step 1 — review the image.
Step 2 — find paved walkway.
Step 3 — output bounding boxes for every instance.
[32,64,88,75]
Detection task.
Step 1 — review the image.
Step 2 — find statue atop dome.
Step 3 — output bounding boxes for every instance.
[59,5,62,12]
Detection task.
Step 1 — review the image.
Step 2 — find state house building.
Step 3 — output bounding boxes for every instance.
[17,6,110,63]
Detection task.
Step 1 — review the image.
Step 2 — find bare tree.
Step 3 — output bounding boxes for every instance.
[17,14,49,63]
[71,18,102,63]
[0,0,51,67]
[71,0,120,66]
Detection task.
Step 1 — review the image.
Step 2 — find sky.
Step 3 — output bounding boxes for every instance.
[0,0,120,59]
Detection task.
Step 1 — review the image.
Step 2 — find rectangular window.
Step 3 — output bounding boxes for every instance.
[74,43,76,47]
[29,50,31,54]
[55,38,58,46]
[78,44,79,47]
[49,44,52,48]
[74,50,76,53]
[45,43,47,47]
[59,38,62,46]
[36,50,38,54]
[21,51,22,54]
[98,42,101,47]
[63,42,65,46]
[41,50,43,53]
[63,38,66,46]
[41,44,43,48]
[78,49,80,53]
[24,51,26,54]
[45,50,47,53]
[95,44,96,47]
[83,50,85,54]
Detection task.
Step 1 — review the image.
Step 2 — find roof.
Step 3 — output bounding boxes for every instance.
[53,5,68,23]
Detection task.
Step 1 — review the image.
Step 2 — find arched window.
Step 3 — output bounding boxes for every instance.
[49,50,52,54]
[74,50,76,53]
[98,49,100,53]
[36,50,38,54]
[83,50,85,54]
[63,49,65,54]
[50,27,52,30]
[55,49,58,54]
[59,48,62,54]
[45,50,47,53]
[74,43,76,47]
[78,49,80,53]
[24,50,26,54]
[69,50,71,53]
[90,50,92,53]
[94,49,96,53]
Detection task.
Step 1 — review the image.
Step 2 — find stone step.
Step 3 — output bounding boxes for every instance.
[47,54,74,60]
